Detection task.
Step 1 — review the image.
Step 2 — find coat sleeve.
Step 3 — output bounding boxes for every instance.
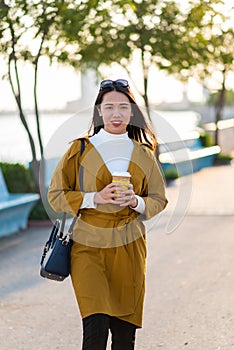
[47,140,84,216]
[140,147,168,221]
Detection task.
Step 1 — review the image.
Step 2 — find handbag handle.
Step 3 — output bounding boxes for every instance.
[61,138,85,236]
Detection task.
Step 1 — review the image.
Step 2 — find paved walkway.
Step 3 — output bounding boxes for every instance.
[0,164,234,349]
[166,163,234,216]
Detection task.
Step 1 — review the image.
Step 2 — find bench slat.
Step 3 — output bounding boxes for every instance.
[159,146,220,164]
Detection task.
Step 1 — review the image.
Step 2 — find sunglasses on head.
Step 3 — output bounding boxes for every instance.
[100,79,129,90]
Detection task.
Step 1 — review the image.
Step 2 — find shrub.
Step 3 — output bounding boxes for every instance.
[214,153,233,164]
[29,200,50,220]
[199,131,214,147]
[0,162,35,193]
[0,162,50,221]
[164,168,179,182]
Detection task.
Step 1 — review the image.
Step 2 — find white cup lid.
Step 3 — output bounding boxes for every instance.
[112,171,131,177]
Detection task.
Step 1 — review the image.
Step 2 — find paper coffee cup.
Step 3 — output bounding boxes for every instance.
[112,171,131,193]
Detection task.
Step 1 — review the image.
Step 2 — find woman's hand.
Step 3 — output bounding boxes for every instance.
[94,183,123,205]
[118,183,138,207]
[94,183,137,207]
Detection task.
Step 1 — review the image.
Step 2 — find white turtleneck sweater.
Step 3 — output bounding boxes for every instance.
[80,128,145,214]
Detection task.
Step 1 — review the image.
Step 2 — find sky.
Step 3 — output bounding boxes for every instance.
[0,56,205,112]
[0,57,81,111]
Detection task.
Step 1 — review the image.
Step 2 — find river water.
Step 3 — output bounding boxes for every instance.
[0,110,201,165]
[0,111,92,164]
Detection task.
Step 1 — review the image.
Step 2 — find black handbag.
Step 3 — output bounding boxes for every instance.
[40,138,85,281]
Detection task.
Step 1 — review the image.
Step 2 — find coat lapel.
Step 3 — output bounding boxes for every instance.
[80,140,112,190]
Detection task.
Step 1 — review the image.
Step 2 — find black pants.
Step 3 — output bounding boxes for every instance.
[82,313,137,350]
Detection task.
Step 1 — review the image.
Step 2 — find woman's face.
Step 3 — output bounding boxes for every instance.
[99,91,132,134]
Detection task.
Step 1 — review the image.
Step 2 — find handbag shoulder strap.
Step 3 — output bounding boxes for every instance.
[79,138,85,192]
[67,138,85,234]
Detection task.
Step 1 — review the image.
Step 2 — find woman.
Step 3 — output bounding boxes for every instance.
[48,79,168,349]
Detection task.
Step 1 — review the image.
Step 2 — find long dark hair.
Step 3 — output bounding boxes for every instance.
[88,84,157,151]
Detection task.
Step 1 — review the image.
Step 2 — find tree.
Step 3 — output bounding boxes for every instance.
[1,0,232,177]
[167,0,234,146]
[0,0,94,192]
[0,0,59,191]
[55,0,184,121]
[56,0,232,142]
[204,27,234,146]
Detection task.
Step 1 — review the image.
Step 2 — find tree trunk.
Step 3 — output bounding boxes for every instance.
[33,36,46,198]
[142,77,151,122]
[140,48,151,122]
[8,25,40,193]
[34,35,45,159]
[214,74,226,146]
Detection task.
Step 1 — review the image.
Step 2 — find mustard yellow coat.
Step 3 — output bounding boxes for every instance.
[48,137,167,327]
